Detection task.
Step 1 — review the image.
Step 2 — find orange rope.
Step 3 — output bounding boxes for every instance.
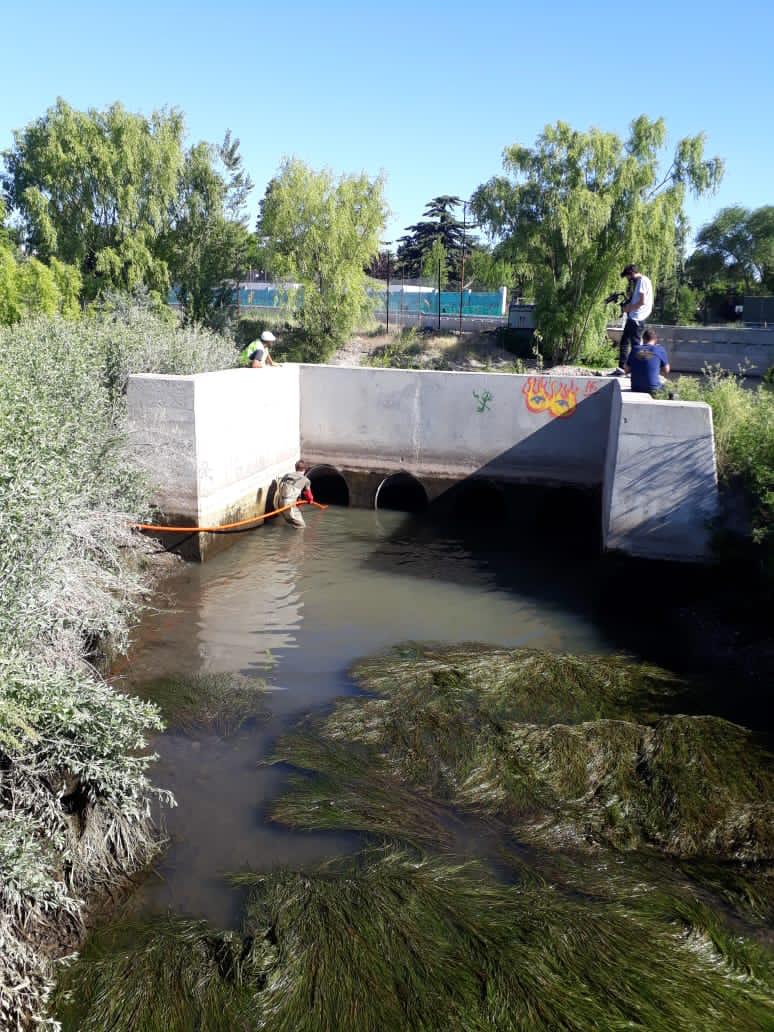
[131,499,327,534]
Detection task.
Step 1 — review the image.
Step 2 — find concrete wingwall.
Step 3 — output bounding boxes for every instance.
[299,366,615,486]
[127,367,300,557]
[602,391,719,561]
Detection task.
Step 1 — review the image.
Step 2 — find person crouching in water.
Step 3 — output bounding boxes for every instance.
[624,328,670,396]
[277,462,314,528]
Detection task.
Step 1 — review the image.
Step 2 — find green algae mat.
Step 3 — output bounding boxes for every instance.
[55,647,774,1030]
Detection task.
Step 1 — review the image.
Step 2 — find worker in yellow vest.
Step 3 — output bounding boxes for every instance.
[239,330,277,367]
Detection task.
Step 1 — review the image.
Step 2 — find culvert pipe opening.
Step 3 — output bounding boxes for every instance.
[375,473,428,513]
[307,466,350,506]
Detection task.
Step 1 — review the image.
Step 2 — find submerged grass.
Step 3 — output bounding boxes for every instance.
[129,672,269,737]
[272,645,773,861]
[56,645,774,1029]
[56,845,774,1031]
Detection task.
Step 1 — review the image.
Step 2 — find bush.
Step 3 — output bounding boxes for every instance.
[578,335,617,368]
[674,368,774,555]
[0,302,234,1028]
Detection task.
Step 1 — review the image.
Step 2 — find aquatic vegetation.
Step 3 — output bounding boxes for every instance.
[130,672,269,737]
[272,645,773,861]
[54,645,774,1028]
[54,916,263,1032]
[56,846,774,1031]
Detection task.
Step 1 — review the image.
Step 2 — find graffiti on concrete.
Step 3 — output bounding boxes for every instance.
[473,389,493,413]
[522,376,597,418]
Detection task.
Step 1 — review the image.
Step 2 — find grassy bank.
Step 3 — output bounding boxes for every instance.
[0,304,235,1028]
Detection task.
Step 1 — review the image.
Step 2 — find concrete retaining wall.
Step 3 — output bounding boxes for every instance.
[127,367,300,558]
[300,366,614,486]
[602,391,718,561]
[607,324,774,376]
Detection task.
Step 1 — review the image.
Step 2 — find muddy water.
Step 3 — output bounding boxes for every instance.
[119,505,617,928]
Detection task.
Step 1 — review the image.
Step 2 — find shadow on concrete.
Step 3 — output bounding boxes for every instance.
[605,434,717,560]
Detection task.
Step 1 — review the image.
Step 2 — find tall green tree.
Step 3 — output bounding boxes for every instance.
[258,159,386,357]
[3,98,184,300]
[421,237,450,287]
[688,205,774,293]
[396,195,474,280]
[0,201,83,324]
[162,133,257,324]
[472,118,723,362]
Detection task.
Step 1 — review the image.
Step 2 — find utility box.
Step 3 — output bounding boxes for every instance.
[743,296,774,327]
[507,300,536,330]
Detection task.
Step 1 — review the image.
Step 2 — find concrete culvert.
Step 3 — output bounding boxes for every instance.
[307,465,350,506]
[375,473,428,513]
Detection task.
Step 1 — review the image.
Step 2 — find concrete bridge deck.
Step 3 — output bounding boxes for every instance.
[127,365,718,563]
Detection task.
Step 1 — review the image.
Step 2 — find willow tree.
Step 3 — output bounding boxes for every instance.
[2,99,185,300]
[689,205,774,293]
[161,133,258,325]
[471,118,723,362]
[258,159,386,358]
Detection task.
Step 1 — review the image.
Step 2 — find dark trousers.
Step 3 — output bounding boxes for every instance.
[618,317,643,368]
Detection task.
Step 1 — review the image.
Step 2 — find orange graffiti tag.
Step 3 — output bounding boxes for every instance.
[522,377,579,418]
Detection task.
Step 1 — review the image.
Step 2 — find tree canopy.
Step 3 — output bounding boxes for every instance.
[161,132,258,323]
[258,158,386,356]
[396,195,474,280]
[687,205,774,293]
[472,118,723,361]
[3,99,184,300]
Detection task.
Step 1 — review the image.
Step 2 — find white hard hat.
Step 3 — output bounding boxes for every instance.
[260,330,276,343]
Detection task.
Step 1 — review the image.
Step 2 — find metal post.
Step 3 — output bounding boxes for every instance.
[380,239,392,332]
[437,259,442,331]
[458,200,467,334]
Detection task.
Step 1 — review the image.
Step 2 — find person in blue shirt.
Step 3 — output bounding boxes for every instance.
[624,328,670,395]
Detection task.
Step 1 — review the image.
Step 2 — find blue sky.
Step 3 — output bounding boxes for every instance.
[1,0,771,248]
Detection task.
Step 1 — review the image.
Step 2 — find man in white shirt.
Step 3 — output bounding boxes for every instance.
[616,264,653,374]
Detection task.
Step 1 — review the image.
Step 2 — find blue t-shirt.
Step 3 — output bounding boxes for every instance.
[628,342,668,392]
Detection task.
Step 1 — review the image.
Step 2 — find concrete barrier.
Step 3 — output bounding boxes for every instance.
[607,324,774,376]
[127,366,718,563]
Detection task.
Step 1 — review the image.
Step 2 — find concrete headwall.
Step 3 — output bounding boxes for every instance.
[127,367,300,557]
[300,366,614,486]
[127,365,719,563]
[602,391,718,561]
[607,324,774,376]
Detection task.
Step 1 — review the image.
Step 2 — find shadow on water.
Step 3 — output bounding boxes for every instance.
[364,483,773,744]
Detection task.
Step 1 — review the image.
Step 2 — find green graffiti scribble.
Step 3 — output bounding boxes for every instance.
[473,389,493,413]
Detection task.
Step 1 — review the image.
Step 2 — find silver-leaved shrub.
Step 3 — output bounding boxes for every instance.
[0,303,234,1027]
